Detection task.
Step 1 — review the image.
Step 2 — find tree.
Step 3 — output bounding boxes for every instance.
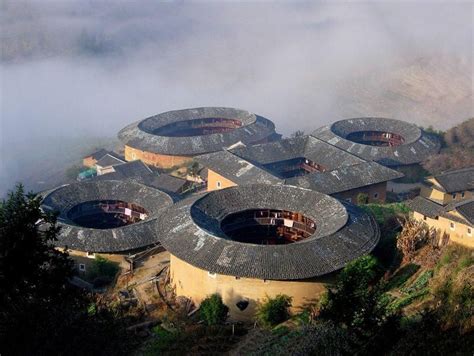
[0,185,133,355]
[422,118,474,174]
[199,294,229,325]
[187,161,200,177]
[319,255,399,343]
[290,130,305,138]
[256,294,292,328]
[0,184,78,353]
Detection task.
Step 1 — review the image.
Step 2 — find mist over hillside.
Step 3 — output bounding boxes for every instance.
[1,1,472,196]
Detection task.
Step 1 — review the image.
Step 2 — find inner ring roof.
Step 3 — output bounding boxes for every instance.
[154,184,380,280]
[41,179,173,253]
[311,117,441,166]
[118,107,277,156]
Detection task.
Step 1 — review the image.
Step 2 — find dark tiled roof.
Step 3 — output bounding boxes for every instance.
[95,154,125,167]
[154,185,379,280]
[195,151,283,186]
[286,161,404,194]
[196,137,401,193]
[312,118,440,166]
[112,160,152,177]
[41,180,173,253]
[408,196,445,219]
[92,160,186,198]
[432,167,474,193]
[231,135,365,170]
[448,199,474,225]
[142,174,188,195]
[118,107,278,156]
[84,149,108,160]
[409,196,473,226]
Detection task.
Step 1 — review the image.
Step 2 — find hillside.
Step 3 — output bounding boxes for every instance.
[225,211,473,355]
[339,56,472,130]
[423,117,474,174]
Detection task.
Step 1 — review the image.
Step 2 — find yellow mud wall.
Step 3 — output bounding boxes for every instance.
[170,254,332,321]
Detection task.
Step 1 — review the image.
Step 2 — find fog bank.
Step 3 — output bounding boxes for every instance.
[1,1,473,195]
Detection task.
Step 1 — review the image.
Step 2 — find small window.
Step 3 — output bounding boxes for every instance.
[374,192,379,199]
[423,215,427,221]
[450,222,455,230]
[79,264,86,272]
[468,228,472,236]
[452,193,456,199]
[461,192,465,198]
[208,271,216,278]
[216,181,221,188]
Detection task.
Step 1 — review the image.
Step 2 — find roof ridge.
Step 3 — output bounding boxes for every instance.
[437,166,474,177]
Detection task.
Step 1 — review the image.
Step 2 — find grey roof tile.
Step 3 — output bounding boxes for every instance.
[95,154,125,167]
[231,135,365,170]
[154,184,379,280]
[286,161,404,194]
[118,107,278,156]
[432,167,474,193]
[41,180,173,253]
[195,151,283,186]
[311,118,441,166]
[409,196,474,226]
[196,136,402,193]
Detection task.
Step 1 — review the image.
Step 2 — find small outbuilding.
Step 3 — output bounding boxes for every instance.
[410,166,474,248]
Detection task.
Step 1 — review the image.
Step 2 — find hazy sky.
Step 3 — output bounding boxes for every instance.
[0,1,473,195]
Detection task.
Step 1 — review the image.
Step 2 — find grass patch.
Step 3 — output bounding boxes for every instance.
[85,256,120,287]
[435,244,473,273]
[386,263,420,290]
[362,202,410,225]
[145,325,180,355]
[392,289,429,310]
[401,270,433,295]
[143,324,245,355]
[457,255,474,269]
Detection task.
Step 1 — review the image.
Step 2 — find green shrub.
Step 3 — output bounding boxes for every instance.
[256,294,292,328]
[357,193,369,205]
[319,255,400,339]
[362,202,410,225]
[86,256,119,286]
[199,294,229,325]
[145,325,180,354]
